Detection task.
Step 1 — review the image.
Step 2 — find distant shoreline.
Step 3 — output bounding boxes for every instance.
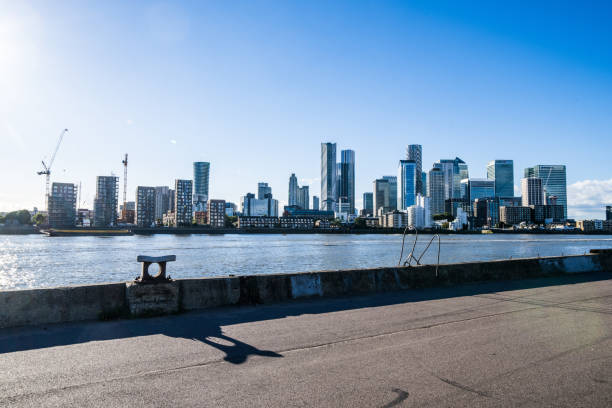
[2,226,612,236]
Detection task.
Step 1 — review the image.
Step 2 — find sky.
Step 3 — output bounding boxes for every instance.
[1,0,611,219]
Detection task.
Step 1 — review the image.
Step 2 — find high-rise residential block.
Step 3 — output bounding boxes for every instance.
[339,149,355,213]
[487,160,514,198]
[406,145,423,195]
[48,182,77,228]
[320,143,337,211]
[397,160,416,210]
[297,186,310,210]
[193,162,210,211]
[428,167,445,215]
[154,186,172,222]
[407,195,432,229]
[288,174,298,206]
[135,186,156,227]
[524,165,567,218]
[174,179,193,226]
[93,176,119,227]
[207,199,226,228]
[521,177,544,206]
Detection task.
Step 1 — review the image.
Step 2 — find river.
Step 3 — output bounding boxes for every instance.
[1,233,611,290]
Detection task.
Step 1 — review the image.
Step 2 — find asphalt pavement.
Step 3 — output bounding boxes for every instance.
[0,273,611,407]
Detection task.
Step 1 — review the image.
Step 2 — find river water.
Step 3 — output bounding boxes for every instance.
[1,233,611,290]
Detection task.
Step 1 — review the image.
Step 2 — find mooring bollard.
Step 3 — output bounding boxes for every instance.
[135,255,176,283]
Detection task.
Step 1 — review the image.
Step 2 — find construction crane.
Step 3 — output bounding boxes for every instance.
[121,154,128,218]
[37,129,68,210]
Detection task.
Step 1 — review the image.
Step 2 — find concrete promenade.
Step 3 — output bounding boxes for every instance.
[0,273,611,407]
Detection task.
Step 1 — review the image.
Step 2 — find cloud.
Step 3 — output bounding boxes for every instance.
[170,139,177,144]
[567,178,612,219]
[126,119,134,126]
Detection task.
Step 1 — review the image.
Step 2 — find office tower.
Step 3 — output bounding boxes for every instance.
[428,167,445,215]
[422,172,427,196]
[321,143,337,211]
[373,178,390,215]
[193,162,210,211]
[339,149,356,213]
[312,195,320,211]
[398,160,417,210]
[154,186,171,221]
[297,186,310,210]
[93,176,119,227]
[473,197,500,228]
[174,179,193,226]
[207,199,226,228]
[487,160,514,198]
[48,182,77,228]
[135,186,156,227]
[257,182,272,200]
[406,145,423,195]
[524,165,567,218]
[288,174,298,206]
[382,176,397,211]
[362,192,373,215]
[461,178,495,202]
[435,157,468,200]
[521,177,544,206]
[607,206,612,221]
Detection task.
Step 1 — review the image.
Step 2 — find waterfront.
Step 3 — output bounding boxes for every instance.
[1,234,611,290]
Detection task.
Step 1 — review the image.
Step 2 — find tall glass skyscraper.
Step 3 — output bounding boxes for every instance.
[398,160,417,210]
[288,174,298,206]
[524,165,567,218]
[487,160,514,197]
[320,143,337,211]
[193,162,210,210]
[434,157,467,200]
[462,178,495,202]
[362,192,373,215]
[382,176,397,211]
[428,167,445,215]
[257,182,272,200]
[339,149,355,213]
[406,145,423,195]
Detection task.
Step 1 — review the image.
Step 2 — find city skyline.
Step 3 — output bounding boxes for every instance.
[1,2,611,218]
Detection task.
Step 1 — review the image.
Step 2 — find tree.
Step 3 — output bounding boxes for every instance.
[3,210,32,225]
[224,215,237,228]
[433,212,453,222]
[33,213,47,226]
[354,217,367,228]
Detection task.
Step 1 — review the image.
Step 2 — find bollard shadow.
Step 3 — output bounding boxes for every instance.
[0,272,609,358]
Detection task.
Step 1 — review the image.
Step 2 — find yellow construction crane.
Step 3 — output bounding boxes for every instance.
[37,129,68,210]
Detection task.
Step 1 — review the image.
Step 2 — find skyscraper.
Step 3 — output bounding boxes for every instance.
[193,162,210,211]
[312,195,320,211]
[373,178,395,215]
[339,149,356,213]
[93,176,119,227]
[525,165,567,218]
[174,179,193,226]
[48,182,77,228]
[154,186,172,221]
[397,160,417,210]
[135,186,156,227]
[487,160,514,197]
[406,145,423,195]
[297,186,310,210]
[462,178,495,202]
[382,176,397,211]
[362,192,373,215]
[257,182,272,200]
[434,157,468,200]
[428,167,445,215]
[521,177,544,206]
[288,174,298,206]
[606,206,612,221]
[320,143,337,211]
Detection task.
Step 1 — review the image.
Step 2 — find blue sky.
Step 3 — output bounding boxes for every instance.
[1,0,611,218]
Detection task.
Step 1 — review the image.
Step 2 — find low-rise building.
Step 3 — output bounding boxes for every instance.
[500,206,532,226]
[576,219,612,232]
[363,217,380,228]
[163,211,175,227]
[237,216,278,228]
[194,211,207,225]
[279,217,315,229]
[380,210,407,228]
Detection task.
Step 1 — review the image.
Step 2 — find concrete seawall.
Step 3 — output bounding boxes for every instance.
[1,250,611,329]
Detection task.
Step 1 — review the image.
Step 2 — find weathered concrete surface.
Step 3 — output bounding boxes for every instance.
[0,274,610,407]
[1,251,611,329]
[0,282,126,328]
[125,282,179,316]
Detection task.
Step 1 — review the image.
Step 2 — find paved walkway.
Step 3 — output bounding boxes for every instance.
[0,273,611,407]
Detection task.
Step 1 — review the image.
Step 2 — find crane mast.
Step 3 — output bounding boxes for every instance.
[37,129,68,210]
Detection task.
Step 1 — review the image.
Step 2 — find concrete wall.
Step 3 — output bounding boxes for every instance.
[1,250,610,329]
